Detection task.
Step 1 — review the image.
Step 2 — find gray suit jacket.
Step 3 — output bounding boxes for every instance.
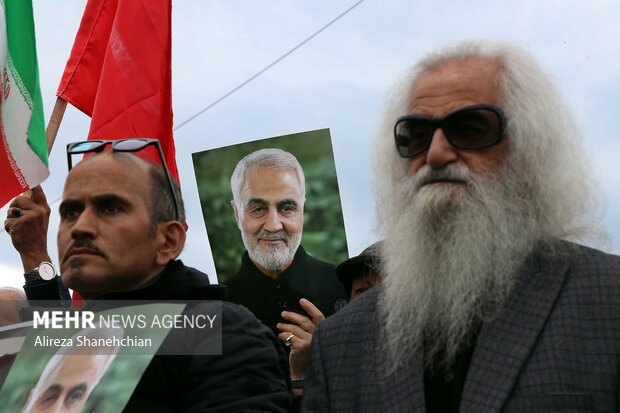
[303,243,620,412]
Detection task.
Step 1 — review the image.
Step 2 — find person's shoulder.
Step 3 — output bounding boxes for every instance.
[311,287,381,355]
[320,286,380,331]
[549,241,620,305]
[559,241,620,277]
[182,265,212,284]
[170,260,228,300]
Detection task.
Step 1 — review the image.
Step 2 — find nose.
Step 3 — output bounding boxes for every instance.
[424,128,458,169]
[70,208,98,240]
[263,208,284,233]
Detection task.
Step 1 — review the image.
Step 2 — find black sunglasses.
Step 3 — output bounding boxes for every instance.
[394,104,507,158]
[66,139,180,222]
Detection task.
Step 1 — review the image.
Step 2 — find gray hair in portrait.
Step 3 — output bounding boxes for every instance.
[230,148,306,206]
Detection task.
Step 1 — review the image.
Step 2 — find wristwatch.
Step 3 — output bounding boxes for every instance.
[24,261,57,283]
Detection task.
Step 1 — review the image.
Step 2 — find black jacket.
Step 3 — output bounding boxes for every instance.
[225,246,348,337]
[23,260,290,412]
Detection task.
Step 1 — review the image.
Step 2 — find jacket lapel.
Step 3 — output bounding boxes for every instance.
[369,286,426,411]
[459,252,569,413]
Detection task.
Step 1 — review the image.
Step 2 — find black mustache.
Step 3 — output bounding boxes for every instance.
[65,240,107,260]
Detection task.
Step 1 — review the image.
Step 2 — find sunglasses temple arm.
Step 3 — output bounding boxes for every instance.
[66,147,73,171]
[153,143,181,222]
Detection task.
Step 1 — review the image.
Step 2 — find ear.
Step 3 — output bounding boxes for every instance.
[154,221,186,266]
[231,200,242,230]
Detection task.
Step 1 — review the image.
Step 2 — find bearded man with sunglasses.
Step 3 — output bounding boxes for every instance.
[5,143,290,411]
[303,41,620,412]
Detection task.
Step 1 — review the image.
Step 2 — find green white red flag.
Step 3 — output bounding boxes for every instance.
[0,0,48,208]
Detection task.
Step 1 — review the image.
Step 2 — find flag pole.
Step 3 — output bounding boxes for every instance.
[45,97,67,153]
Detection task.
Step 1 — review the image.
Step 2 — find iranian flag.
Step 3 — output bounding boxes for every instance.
[0,0,48,208]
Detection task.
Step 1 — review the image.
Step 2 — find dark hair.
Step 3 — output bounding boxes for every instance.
[148,163,185,232]
[95,151,185,234]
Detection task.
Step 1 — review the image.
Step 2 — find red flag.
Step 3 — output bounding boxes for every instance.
[57,0,178,179]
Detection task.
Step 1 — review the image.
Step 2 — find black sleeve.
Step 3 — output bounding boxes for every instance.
[182,302,291,412]
[23,275,71,305]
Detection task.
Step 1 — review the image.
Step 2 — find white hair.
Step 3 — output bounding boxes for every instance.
[23,326,122,413]
[37,325,122,378]
[374,40,605,374]
[230,148,306,205]
[376,40,601,245]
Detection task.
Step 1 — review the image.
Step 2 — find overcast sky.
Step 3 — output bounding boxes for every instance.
[1,0,619,288]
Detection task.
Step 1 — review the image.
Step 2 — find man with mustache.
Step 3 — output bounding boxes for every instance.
[226,148,347,337]
[225,148,348,395]
[5,144,290,411]
[303,40,620,412]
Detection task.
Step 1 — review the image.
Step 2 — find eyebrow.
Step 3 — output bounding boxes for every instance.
[59,199,82,215]
[277,199,298,209]
[43,383,63,394]
[91,194,132,208]
[247,198,268,207]
[246,198,298,209]
[59,194,132,212]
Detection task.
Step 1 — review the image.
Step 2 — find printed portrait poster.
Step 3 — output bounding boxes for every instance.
[0,321,32,390]
[192,128,349,284]
[0,303,188,413]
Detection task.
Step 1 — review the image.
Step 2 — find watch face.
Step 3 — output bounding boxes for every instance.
[38,262,55,280]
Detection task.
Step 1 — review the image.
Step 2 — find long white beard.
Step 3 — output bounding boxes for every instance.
[379,162,541,373]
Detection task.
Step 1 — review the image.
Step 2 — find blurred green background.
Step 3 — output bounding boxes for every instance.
[192,128,348,283]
